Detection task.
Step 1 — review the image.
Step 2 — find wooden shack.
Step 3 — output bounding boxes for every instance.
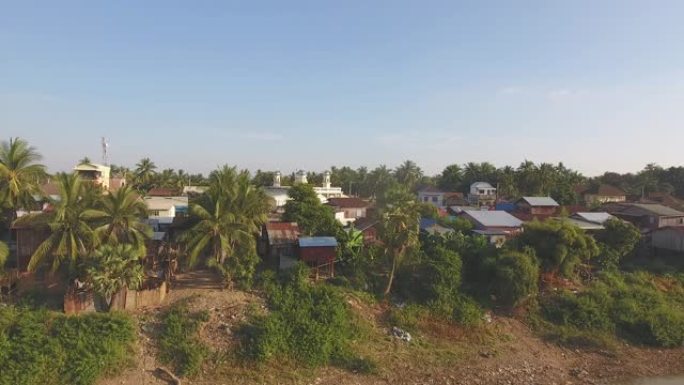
[298,236,337,279]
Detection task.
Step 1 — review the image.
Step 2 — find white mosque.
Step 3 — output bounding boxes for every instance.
[264,170,345,208]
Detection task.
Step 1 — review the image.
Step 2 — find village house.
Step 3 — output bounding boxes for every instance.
[516,197,560,215]
[326,197,369,225]
[651,227,684,254]
[143,196,189,218]
[467,182,497,207]
[460,210,523,246]
[146,187,182,197]
[603,203,684,231]
[418,186,446,207]
[352,217,379,245]
[545,211,614,232]
[73,163,112,190]
[298,237,337,279]
[419,218,455,236]
[575,184,627,205]
[259,222,300,265]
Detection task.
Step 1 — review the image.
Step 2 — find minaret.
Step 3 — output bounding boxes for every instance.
[295,170,307,184]
[273,171,281,187]
[323,170,331,189]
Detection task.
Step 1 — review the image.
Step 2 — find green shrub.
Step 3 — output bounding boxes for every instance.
[489,251,539,307]
[387,304,428,332]
[0,306,135,385]
[450,295,483,327]
[541,272,684,348]
[242,264,371,369]
[158,303,209,377]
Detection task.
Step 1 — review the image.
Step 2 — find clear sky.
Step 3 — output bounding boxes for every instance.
[2,0,683,176]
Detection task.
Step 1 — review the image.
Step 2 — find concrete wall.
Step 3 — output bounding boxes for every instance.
[652,229,684,253]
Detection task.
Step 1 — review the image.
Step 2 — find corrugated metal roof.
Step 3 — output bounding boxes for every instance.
[572,212,614,225]
[464,210,523,228]
[555,217,605,231]
[520,197,560,207]
[471,182,494,189]
[626,203,684,217]
[299,237,338,248]
[265,222,300,246]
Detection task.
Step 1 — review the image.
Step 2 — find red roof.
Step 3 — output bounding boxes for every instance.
[326,197,369,208]
[265,222,300,246]
[147,187,181,197]
[576,184,626,197]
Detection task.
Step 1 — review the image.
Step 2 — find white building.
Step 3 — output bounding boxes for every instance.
[264,170,345,208]
[467,182,497,206]
[143,196,189,217]
[74,163,111,190]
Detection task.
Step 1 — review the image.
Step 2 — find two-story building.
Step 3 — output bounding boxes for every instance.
[513,197,560,221]
[467,182,497,207]
[326,197,369,225]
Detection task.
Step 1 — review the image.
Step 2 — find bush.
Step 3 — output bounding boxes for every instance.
[387,304,428,332]
[451,295,483,327]
[0,306,135,385]
[242,264,370,369]
[541,272,684,348]
[489,251,539,307]
[158,302,210,377]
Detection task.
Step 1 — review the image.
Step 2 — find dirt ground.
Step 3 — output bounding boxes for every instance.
[99,271,684,385]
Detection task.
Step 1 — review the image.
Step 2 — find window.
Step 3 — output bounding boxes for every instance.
[424,197,429,202]
[432,196,438,202]
[149,210,160,216]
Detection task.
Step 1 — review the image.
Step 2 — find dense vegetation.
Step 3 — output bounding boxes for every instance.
[241,264,374,372]
[0,306,136,385]
[540,272,684,347]
[158,302,210,377]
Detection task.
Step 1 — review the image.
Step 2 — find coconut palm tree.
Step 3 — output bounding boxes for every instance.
[16,173,97,272]
[394,160,423,190]
[134,158,157,191]
[87,244,144,311]
[0,137,47,223]
[377,186,420,296]
[184,166,269,268]
[86,185,151,254]
[0,240,8,270]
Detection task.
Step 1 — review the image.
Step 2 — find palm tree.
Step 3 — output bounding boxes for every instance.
[0,240,8,271]
[86,185,152,255]
[0,137,47,223]
[16,173,97,272]
[134,158,157,190]
[394,160,423,190]
[366,165,395,199]
[184,166,269,268]
[377,186,420,296]
[87,244,144,310]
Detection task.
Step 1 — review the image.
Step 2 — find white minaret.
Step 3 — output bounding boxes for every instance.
[273,171,281,187]
[101,137,109,165]
[295,170,308,184]
[323,170,331,189]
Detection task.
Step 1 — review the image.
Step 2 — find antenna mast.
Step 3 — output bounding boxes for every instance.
[101,137,109,165]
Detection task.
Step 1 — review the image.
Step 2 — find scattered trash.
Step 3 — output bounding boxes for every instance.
[391,326,412,343]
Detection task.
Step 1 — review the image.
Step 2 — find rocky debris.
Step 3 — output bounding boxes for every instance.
[482,312,493,323]
[391,326,412,343]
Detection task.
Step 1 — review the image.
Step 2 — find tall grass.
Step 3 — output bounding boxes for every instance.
[0,306,136,385]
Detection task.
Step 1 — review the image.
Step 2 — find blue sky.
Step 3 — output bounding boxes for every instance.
[2,0,683,176]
